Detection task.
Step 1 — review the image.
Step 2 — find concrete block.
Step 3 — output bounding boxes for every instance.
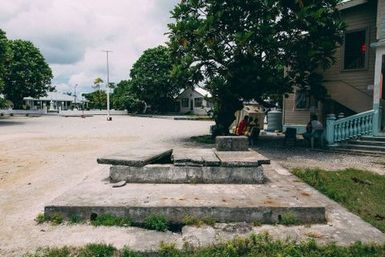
[216,136,249,151]
[110,165,265,184]
[97,148,173,167]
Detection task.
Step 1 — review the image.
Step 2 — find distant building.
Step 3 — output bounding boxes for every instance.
[175,86,213,115]
[23,92,88,111]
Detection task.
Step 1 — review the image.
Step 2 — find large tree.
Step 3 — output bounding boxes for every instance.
[0,29,10,108]
[3,40,53,108]
[112,80,145,112]
[130,45,182,113]
[168,0,344,134]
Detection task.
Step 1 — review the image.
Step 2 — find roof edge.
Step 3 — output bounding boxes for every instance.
[337,0,368,10]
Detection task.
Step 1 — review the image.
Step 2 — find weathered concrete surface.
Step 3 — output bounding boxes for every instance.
[215,150,271,167]
[172,148,220,167]
[216,136,249,151]
[110,164,265,184]
[45,167,325,225]
[97,148,173,167]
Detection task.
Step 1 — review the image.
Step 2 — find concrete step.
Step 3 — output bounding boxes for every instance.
[360,136,385,142]
[338,144,385,152]
[110,164,265,184]
[348,140,385,147]
[329,147,384,156]
[45,173,326,225]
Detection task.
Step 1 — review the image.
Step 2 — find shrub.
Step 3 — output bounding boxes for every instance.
[79,244,116,257]
[144,214,168,232]
[91,214,132,227]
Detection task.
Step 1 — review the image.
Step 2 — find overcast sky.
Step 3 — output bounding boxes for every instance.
[1,0,179,94]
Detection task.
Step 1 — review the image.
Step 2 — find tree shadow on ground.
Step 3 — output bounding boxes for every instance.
[0,119,25,127]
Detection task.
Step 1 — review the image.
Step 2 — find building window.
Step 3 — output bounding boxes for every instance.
[194,97,203,108]
[344,29,368,70]
[181,98,189,108]
[295,89,310,109]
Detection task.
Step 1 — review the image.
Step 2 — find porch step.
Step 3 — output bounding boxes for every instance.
[347,140,385,147]
[330,135,385,155]
[360,136,385,142]
[329,147,384,156]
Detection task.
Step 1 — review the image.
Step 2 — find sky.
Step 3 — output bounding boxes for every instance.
[1,0,179,94]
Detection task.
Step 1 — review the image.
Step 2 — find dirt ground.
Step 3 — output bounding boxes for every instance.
[0,115,212,257]
[1,116,384,257]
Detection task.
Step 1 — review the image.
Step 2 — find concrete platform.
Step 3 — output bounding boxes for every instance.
[109,164,265,184]
[45,168,326,225]
[97,148,173,167]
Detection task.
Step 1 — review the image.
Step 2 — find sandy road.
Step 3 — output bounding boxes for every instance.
[0,115,212,256]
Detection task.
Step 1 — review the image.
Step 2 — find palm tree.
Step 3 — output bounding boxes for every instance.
[92,77,104,91]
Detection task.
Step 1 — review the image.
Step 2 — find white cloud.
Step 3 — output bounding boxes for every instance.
[1,0,178,93]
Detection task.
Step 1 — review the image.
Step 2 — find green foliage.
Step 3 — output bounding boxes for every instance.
[84,90,108,110]
[69,214,82,224]
[35,213,46,224]
[279,212,299,225]
[112,80,145,113]
[122,247,144,257]
[0,29,10,94]
[24,247,71,257]
[35,213,63,225]
[3,39,53,108]
[182,215,215,227]
[168,0,344,133]
[159,242,179,257]
[129,45,182,113]
[292,168,385,232]
[144,214,169,232]
[79,244,116,257]
[91,214,132,227]
[24,233,385,257]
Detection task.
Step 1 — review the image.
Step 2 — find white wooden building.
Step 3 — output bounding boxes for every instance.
[24,92,88,112]
[175,87,213,115]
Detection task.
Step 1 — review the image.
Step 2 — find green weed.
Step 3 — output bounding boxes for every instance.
[144,214,168,231]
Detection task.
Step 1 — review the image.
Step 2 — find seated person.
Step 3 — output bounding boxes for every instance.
[303,114,324,143]
[236,115,249,135]
[245,117,260,145]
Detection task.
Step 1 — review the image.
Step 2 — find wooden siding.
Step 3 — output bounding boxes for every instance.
[283,94,322,126]
[323,3,377,93]
[378,0,385,40]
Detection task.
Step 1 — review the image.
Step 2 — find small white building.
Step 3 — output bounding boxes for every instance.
[175,86,213,115]
[24,92,88,112]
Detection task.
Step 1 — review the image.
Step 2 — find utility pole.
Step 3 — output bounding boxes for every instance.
[74,83,78,109]
[103,50,112,121]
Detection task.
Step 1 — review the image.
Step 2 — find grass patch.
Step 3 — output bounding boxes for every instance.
[24,233,385,257]
[182,215,215,227]
[278,212,298,225]
[79,243,116,257]
[144,214,169,232]
[35,213,63,225]
[292,168,385,232]
[91,214,132,227]
[190,135,215,145]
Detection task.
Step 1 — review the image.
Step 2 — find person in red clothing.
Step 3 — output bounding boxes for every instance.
[236,115,249,135]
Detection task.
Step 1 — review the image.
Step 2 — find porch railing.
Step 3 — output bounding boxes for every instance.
[325,110,376,145]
